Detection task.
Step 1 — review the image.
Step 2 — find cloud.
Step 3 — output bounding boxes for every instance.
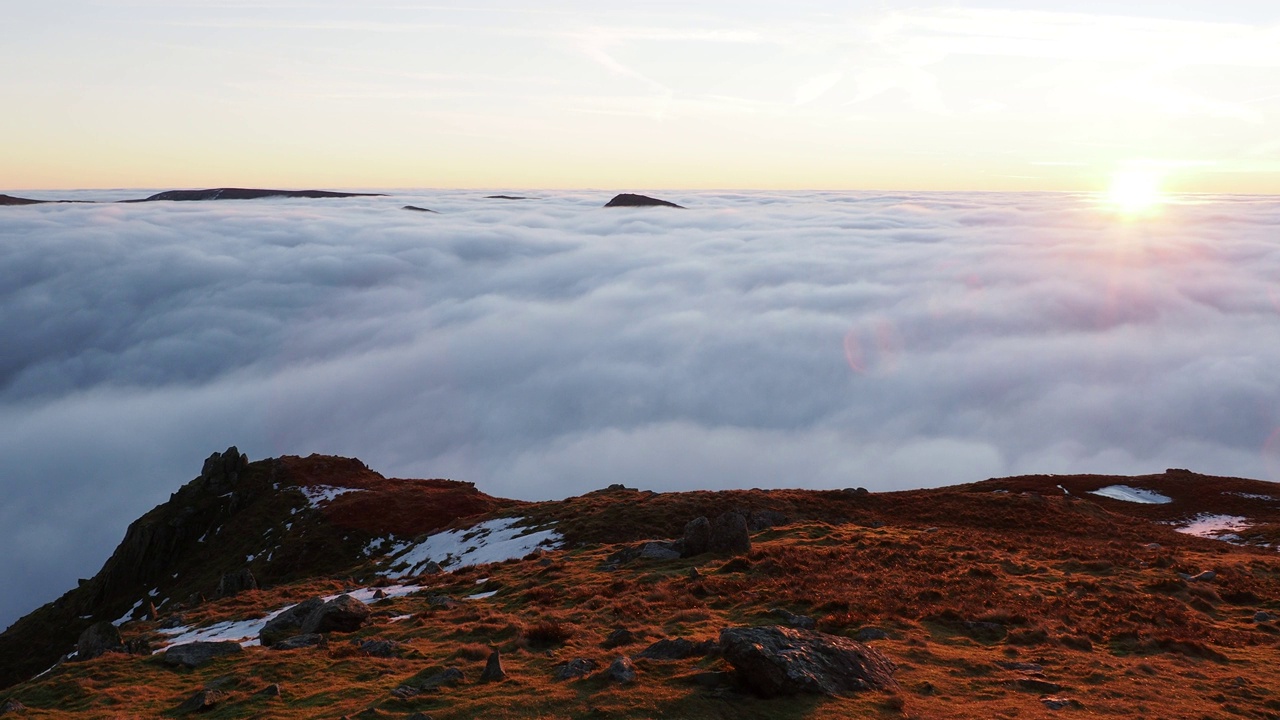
[2,189,1279,629]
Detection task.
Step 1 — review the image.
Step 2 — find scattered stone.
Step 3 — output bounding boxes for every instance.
[159,614,188,630]
[638,542,682,561]
[1042,696,1084,710]
[354,639,402,658]
[161,641,244,669]
[372,589,387,600]
[718,626,897,697]
[175,689,226,714]
[771,608,816,630]
[1004,678,1064,693]
[688,567,702,581]
[709,511,751,554]
[606,656,637,684]
[418,561,444,576]
[1255,611,1276,623]
[479,649,506,682]
[75,621,123,661]
[260,598,324,646]
[635,638,718,661]
[215,568,258,598]
[300,595,371,635]
[393,666,465,698]
[0,699,26,714]
[855,627,889,642]
[124,637,152,655]
[603,628,636,649]
[254,684,282,698]
[681,517,711,557]
[603,193,683,208]
[554,658,599,681]
[271,634,327,651]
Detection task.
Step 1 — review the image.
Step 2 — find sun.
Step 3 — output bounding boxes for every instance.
[1107,168,1165,214]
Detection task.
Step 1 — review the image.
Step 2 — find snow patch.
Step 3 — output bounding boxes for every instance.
[380,517,561,579]
[112,599,144,626]
[1088,485,1172,504]
[1226,491,1276,501]
[1174,514,1250,539]
[467,590,499,600]
[298,484,366,507]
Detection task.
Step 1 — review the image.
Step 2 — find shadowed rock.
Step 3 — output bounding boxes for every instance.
[260,598,324,646]
[161,641,243,669]
[176,689,225,714]
[709,511,751,554]
[554,658,599,680]
[74,622,123,661]
[604,193,683,208]
[479,649,506,682]
[681,517,711,557]
[299,595,370,635]
[130,188,386,202]
[719,626,897,697]
[270,634,326,651]
[635,637,718,661]
[215,568,257,599]
[606,656,637,683]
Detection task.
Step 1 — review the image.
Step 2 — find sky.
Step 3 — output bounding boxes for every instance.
[3,189,1280,631]
[2,1,1280,192]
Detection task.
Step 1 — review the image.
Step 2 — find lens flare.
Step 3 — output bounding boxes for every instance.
[1107,169,1164,214]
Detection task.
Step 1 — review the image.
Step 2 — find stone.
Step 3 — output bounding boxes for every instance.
[417,561,444,576]
[124,637,152,655]
[603,193,684,209]
[748,510,789,531]
[260,598,324,646]
[176,689,225,714]
[603,628,636,649]
[771,608,816,630]
[681,517,711,557]
[709,511,751,554]
[414,667,464,691]
[1042,696,1084,710]
[1004,678,1064,693]
[75,622,124,661]
[479,649,506,682]
[215,568,258,598]
[161,641,244,669]
[0,700,26,714]
[254,684,282,697]
[638,542,682,561]
[554,658,599,680]
[606,656,637,683]
[855,628,889,642]
[159,614,188,630]
[718,626,897,698]
[270,634,327,651]
[1189,570,1217,582]
[200,446,248,495]
[636,638,718,661]
[300,595,371,635]
[1255,611,1276,623]
[355,639,401,658]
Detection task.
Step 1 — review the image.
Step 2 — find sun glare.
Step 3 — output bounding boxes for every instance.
[1107,169,1164,214]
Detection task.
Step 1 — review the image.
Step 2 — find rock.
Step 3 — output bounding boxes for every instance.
[1255,611,1276,623]
[138,189,385,202]
[254,683,282,697]
[771,608,816,630]
[403,205,438,213]
[416,667,464,690]
[635,638,718,661]
[709,511,751,554]
[718,626,897,698]
[176,689,225,714]
[0,699,26,714]
[603,628,636,649]
[300,595,371,635]
[260,598,324,645]
[159,614,188,630]
[554,658,599,680]
[270,634,327,651]
[355,639,401,658]
[688,567,702,580]
[215,568,258,598]
[1144,543,1162,550]
[125,637,152,655]
[1004,678,1064,693]
[1189,570,1216,582]
[681,517,711,557]
[75,621,123,660]
[748,510,789,531]
[1042,696,1084,710]
[606,656,637,683]
[200,446,248,494]
[161,641,244,669]
[690,671,733,688]
[417,561,444,576]
[855,628,889,642]
[372,589,387,600]
[479,649,506,682]
[603,193,683,209]
[638,542,682,561]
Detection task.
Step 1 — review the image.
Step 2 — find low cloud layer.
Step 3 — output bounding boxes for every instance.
[2,189,1278,629]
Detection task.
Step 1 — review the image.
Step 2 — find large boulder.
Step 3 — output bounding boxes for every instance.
[299,595,370,635]
[681,517,711,557]
[260,598,324,646]
[709,511,751,554]
[75,622,123,661]
[161,641,244,669]
[718,626,897,697]
[215,568,258,598]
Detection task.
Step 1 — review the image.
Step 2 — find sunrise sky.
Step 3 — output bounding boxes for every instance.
[3,1,1279,193]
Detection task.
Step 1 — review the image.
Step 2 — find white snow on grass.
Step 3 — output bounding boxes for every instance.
[466,590,499,600]
[380,516,561,579]
[1088,485,1173,504]
[1174,514,1250,539]
[298,484,366,507]
[112,599,144,626]
[154,584,422,650]
[1226,492,1276,501]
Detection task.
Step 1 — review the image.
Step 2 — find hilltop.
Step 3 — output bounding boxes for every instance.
[0,450,1278,718]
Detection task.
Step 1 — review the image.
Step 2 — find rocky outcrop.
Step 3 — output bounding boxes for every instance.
[300,595,370,635]
[606,656,637,683]
[215,568,257,599]
[0,194,48,206]
[161,641,244,669]
[131,189,386,202]
[74,622,123,661]
[718,626,897,697]
[604,193,684,208]
[260,598,324,646]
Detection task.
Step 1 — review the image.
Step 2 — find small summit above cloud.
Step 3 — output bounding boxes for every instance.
[604,193,683,208]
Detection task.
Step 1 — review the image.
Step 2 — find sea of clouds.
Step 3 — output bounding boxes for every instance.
[2,188,1279,629]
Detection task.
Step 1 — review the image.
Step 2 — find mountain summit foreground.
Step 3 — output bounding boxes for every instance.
[1,450,1278,718]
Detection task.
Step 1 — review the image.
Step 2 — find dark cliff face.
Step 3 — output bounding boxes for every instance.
[0,194,48,206]
[130,188,387,202]
[603,193,684,208]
